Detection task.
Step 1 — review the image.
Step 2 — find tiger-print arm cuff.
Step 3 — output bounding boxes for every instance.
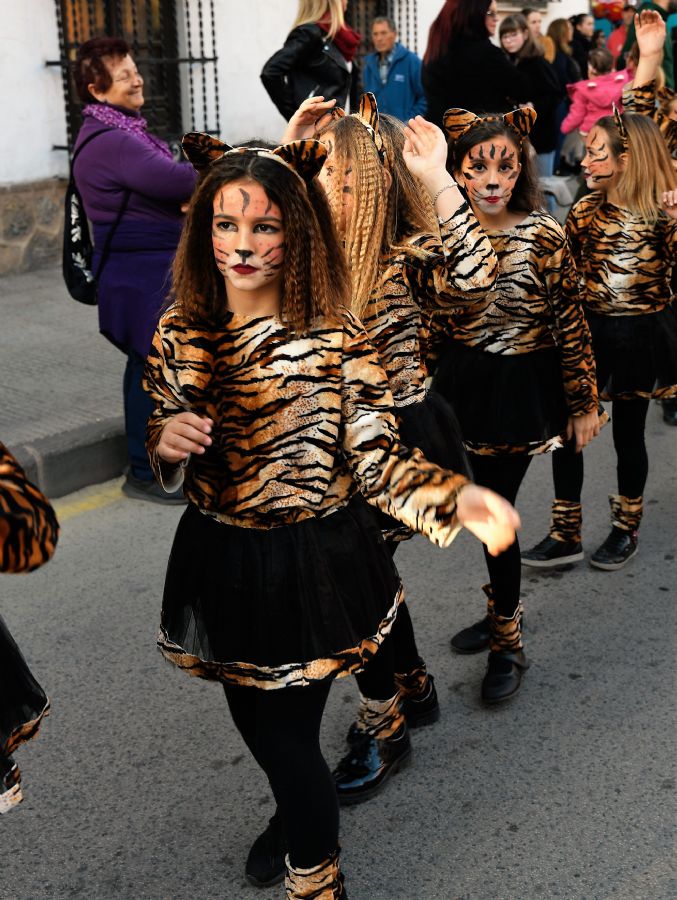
[339,311,470,547]
[0,442,59,573]
[622,80,657,117]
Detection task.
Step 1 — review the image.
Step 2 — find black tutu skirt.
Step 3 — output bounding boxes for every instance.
[376,391,471,542]
[158,497,403,690]
[587,306,677,400]
[0,615,49,757]
[432,342,569,453]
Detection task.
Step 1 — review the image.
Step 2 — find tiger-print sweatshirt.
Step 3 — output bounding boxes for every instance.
[363,200,498,407]
[0,443,59,574]
[431,211,598,417]
[566,192,677,317]
[144,307,469,541]
[622,79,677,162]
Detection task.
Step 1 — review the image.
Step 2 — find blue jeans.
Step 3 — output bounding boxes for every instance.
[123,351,155,481]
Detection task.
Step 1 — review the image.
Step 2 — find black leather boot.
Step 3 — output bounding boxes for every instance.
[481,649,530,704]
[333,723,411,806]
[245,811,287,887]
[450,614,491,654]
[590,526,638,570]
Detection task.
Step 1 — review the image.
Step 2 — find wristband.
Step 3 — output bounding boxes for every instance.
[432,181,457,206]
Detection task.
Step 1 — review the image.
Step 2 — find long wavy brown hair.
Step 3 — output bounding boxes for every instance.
[172,153,349,333]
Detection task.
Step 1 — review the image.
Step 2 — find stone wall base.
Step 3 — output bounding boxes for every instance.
[0,178,66,276]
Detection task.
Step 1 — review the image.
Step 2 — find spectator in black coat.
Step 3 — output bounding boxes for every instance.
[421,0,530,127]
[500,13,563,177]
[261,0,360,121]
[571,13,595,77]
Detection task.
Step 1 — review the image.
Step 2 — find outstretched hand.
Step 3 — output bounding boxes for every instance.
[635,9,666,58]
[280,96,337,143]
[157,412,213,465]
[402,116,450,185]
[456,484,521,557]
[662,189,677,219]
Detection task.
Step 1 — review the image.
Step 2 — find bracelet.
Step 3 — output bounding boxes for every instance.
[432,181,456,206]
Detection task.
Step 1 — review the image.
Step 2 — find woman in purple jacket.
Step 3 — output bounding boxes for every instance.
[71,37,196,503]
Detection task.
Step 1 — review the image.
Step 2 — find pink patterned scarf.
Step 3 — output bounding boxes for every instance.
[82,103,174,159]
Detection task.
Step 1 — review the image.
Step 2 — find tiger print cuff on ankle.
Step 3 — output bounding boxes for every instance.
[488,602,524,653]
[550,499,582,543]
[353,692,405,740]
[609,494,643,532]
[394,659,428,699]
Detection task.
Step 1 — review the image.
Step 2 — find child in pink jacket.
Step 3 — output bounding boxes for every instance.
[562,48,632,135]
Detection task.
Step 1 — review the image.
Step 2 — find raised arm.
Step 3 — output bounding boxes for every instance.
[0,443,59,573]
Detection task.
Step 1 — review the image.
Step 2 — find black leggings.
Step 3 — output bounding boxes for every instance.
[552,398,651,502]
[470,454,533,618]
[223,680,337,869]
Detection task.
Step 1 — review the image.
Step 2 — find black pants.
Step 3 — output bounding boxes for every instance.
[552,399,650,502]
[470,454,533,618]
[123,350,154,481]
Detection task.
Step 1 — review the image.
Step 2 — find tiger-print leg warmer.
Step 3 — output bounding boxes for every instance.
[549,499,582,543]
[285,848,346,899]
[0,755,22,815]
[394,657,429,701]
[352,692,405,740]
[487,592,524,653]
[609,494,643,533]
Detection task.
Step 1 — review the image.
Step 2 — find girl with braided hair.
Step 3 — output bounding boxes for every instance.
[431,107,600,702]
[143,133,519,897]
[522,108,677,571]
[280,92,501,812]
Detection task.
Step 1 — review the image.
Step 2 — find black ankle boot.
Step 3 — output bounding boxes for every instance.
[450,614,491,654]
[481,650,530,704]
[333,724,411,805]
[590,526,638,570]
[245,811,287,887]
[521,535,584,568]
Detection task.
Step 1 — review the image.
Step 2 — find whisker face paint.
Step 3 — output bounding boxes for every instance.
[581,127,622,190]
[457,138,521,216]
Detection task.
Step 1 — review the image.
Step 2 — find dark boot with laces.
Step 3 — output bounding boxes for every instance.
[245,810,287,887]
[590,526,638,571]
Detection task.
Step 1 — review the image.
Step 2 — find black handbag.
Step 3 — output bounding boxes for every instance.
[62,129,131,305]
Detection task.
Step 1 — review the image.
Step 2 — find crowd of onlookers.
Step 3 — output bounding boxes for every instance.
[279,0,676,180]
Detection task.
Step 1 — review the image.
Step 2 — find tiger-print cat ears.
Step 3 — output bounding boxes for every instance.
[322,92,386,164]
[442,107,538,146]
[181,132,327,183]
[611,104,629,152]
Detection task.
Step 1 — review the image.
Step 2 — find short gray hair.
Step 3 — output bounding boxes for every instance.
[372,16,397,32]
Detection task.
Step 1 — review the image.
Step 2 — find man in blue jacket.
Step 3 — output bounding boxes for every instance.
[362,17,427,121]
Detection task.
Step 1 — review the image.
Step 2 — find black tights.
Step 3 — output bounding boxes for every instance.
[355,540,423,702]
[223,680,337,868]
[552,398,650,502]
[470,454,533,618]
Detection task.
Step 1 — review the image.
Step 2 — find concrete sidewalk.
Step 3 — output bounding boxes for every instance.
[2,265,127,497]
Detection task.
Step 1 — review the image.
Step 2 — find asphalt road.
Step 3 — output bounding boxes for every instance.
[2,407,675,900]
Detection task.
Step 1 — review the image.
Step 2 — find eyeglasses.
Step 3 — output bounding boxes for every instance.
[486,11,499,19]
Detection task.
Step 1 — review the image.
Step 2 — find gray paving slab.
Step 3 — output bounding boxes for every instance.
[1,265,126,496]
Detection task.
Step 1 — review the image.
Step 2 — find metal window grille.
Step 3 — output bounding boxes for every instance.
[49,0,220,154]
[347,0,419,59]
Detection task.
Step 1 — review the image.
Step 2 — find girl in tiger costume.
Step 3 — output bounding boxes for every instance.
[0,443,59,814]
[143,134,519,898]
[430,107,600,703]
[522,108,677,572]
[282,92,500,812]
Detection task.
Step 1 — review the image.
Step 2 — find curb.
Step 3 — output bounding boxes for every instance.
[9,417,127,499]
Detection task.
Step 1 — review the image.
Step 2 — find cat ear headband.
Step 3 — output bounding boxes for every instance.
[442,107,537,148]
[181,132,327,183]
[320,92,387,165]
[611,104,629,153]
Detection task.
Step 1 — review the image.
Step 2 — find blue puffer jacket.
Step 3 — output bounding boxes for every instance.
[362,43,426,122]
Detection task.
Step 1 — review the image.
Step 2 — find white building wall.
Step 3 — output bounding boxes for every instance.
[0,1,68,185]
[0,1,592,187]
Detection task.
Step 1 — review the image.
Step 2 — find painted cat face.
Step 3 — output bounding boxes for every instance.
[317,129,354,232]
[212,179,285,296]
[581,126,624,191]
[456,137,521,217]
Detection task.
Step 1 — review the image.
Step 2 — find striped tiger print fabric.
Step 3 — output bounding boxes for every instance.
[566,192,677,317]
[0,443,59,574]
[622,80,677,162]
[363,201,499,407]
[428,211,598,455]
[144,307,469,540]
